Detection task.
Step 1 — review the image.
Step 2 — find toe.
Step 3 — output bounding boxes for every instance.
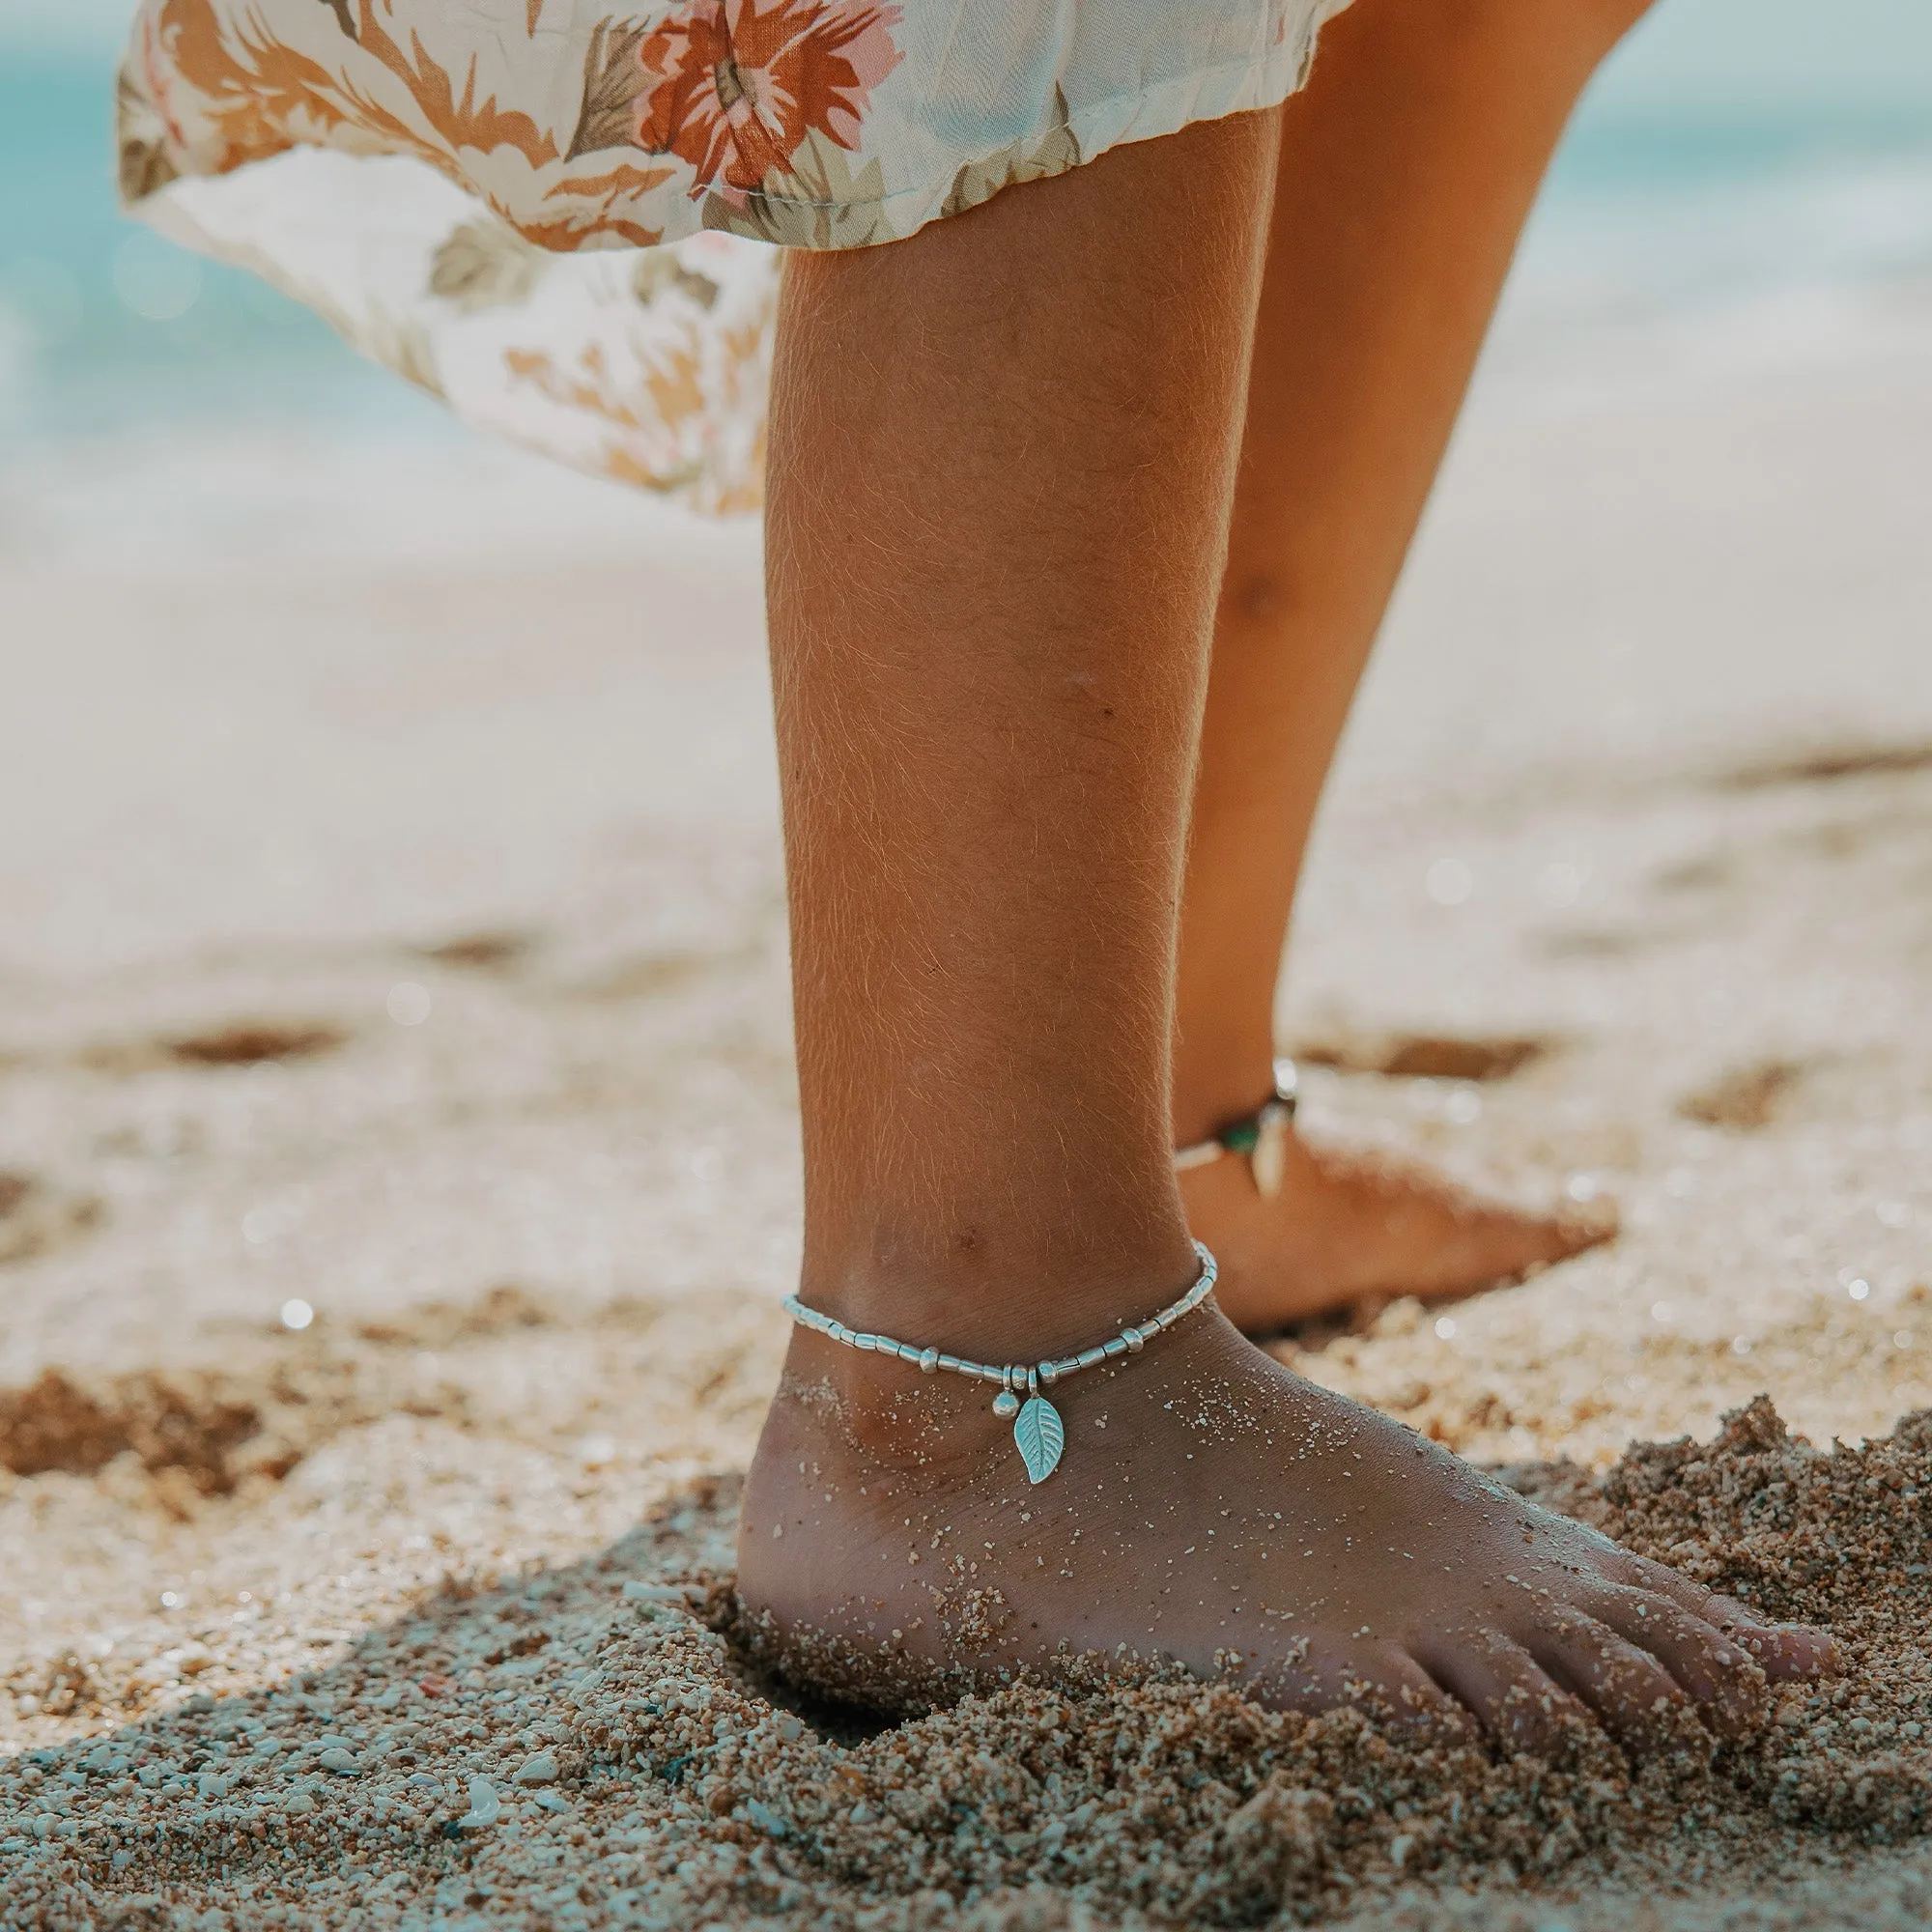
[1715,1605,1839,1682]
[1367,1648,1481,1745]
[1588,1588,1769,1736]
[1626,1561,1839,1683]
[1249,1642,1476,1744]
[1549,1199,1619,1260]
[1522,1608,1692,1754]
[1562,1589,1779,1745]
[1408,1628,1590,1756]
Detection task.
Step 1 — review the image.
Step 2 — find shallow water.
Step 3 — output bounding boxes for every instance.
[3,50,1931,568]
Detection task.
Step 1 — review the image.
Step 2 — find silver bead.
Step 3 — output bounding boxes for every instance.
[919,1347,938,1374]
[992,1390,1020,1418]
[1122,1327,1144,1352]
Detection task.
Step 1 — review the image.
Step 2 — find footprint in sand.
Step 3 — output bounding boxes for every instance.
[0,1365,263,1494]
[418,930,536,972]
[162,1022,347,1067]
[0,1169,102,1266]
[1678,1058,1809,1132]
[1293,1029,1552,1083]
[0,1284,577,1504]
[1718,738,1932,792]
[80,1020,349,1075]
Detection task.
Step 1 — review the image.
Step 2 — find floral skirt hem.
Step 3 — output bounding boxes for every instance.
[119,0,1356,513]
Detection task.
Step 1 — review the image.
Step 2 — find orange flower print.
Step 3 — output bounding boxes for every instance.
[637,0,902,201]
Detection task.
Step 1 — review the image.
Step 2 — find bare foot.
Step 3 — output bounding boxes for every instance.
[1182,1128,1612,1333]
[737,1311,1833,1746]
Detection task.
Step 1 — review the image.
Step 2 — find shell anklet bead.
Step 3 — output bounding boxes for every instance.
[1173,1058,1298,1197]
[782,1240,1219,1485]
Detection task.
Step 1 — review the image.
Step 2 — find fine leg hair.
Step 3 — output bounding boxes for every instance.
[764,110,1280,1360]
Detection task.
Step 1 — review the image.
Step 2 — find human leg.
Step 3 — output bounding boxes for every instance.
[736,102,1830,1735]
[1176,0,1656,1326]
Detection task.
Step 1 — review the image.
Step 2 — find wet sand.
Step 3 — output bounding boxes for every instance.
[5,321,1932,1924]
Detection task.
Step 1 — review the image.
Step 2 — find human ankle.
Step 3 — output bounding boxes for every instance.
[1171,1053,1282,1148]
[769,1242,1233,1485]
[793,1209,1204,1368]
[766,1330,995,1480]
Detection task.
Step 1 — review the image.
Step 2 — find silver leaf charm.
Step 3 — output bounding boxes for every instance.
[1013,1396,1065,1484]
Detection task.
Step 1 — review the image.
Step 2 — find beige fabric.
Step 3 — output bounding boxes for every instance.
[119,0,1355,509]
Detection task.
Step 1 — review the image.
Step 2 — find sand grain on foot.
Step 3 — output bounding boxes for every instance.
[9,1407,1932,1930]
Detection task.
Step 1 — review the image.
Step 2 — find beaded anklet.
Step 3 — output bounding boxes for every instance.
[1173,1058,1298,1197]
[782,1240,1219,1485]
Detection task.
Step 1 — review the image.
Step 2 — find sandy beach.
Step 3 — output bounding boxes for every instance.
[6,278,1932,1926]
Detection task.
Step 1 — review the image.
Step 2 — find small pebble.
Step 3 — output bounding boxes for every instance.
[457,1777,501,1831]
[745,1798,791,1839]
[512,1750,559,1785]
[317,1748,360,1776]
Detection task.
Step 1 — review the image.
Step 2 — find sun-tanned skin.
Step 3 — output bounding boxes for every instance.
[747,6,1835,1742]
[1187,1135,1613,1335]
[1175,0,1662,1326]
[741,1315,1831,1747]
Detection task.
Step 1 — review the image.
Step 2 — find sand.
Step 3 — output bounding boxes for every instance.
[6,298,1932,1925]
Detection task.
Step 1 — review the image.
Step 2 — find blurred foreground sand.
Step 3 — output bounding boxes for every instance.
[4,323,1932,1925]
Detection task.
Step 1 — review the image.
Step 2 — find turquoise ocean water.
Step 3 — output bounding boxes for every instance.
[0,53,447,444]
[2,19,1930,541]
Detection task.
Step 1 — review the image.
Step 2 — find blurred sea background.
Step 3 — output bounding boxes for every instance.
[2,0,1930,568]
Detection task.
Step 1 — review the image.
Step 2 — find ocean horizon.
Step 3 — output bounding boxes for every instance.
[5,14,1931,566]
